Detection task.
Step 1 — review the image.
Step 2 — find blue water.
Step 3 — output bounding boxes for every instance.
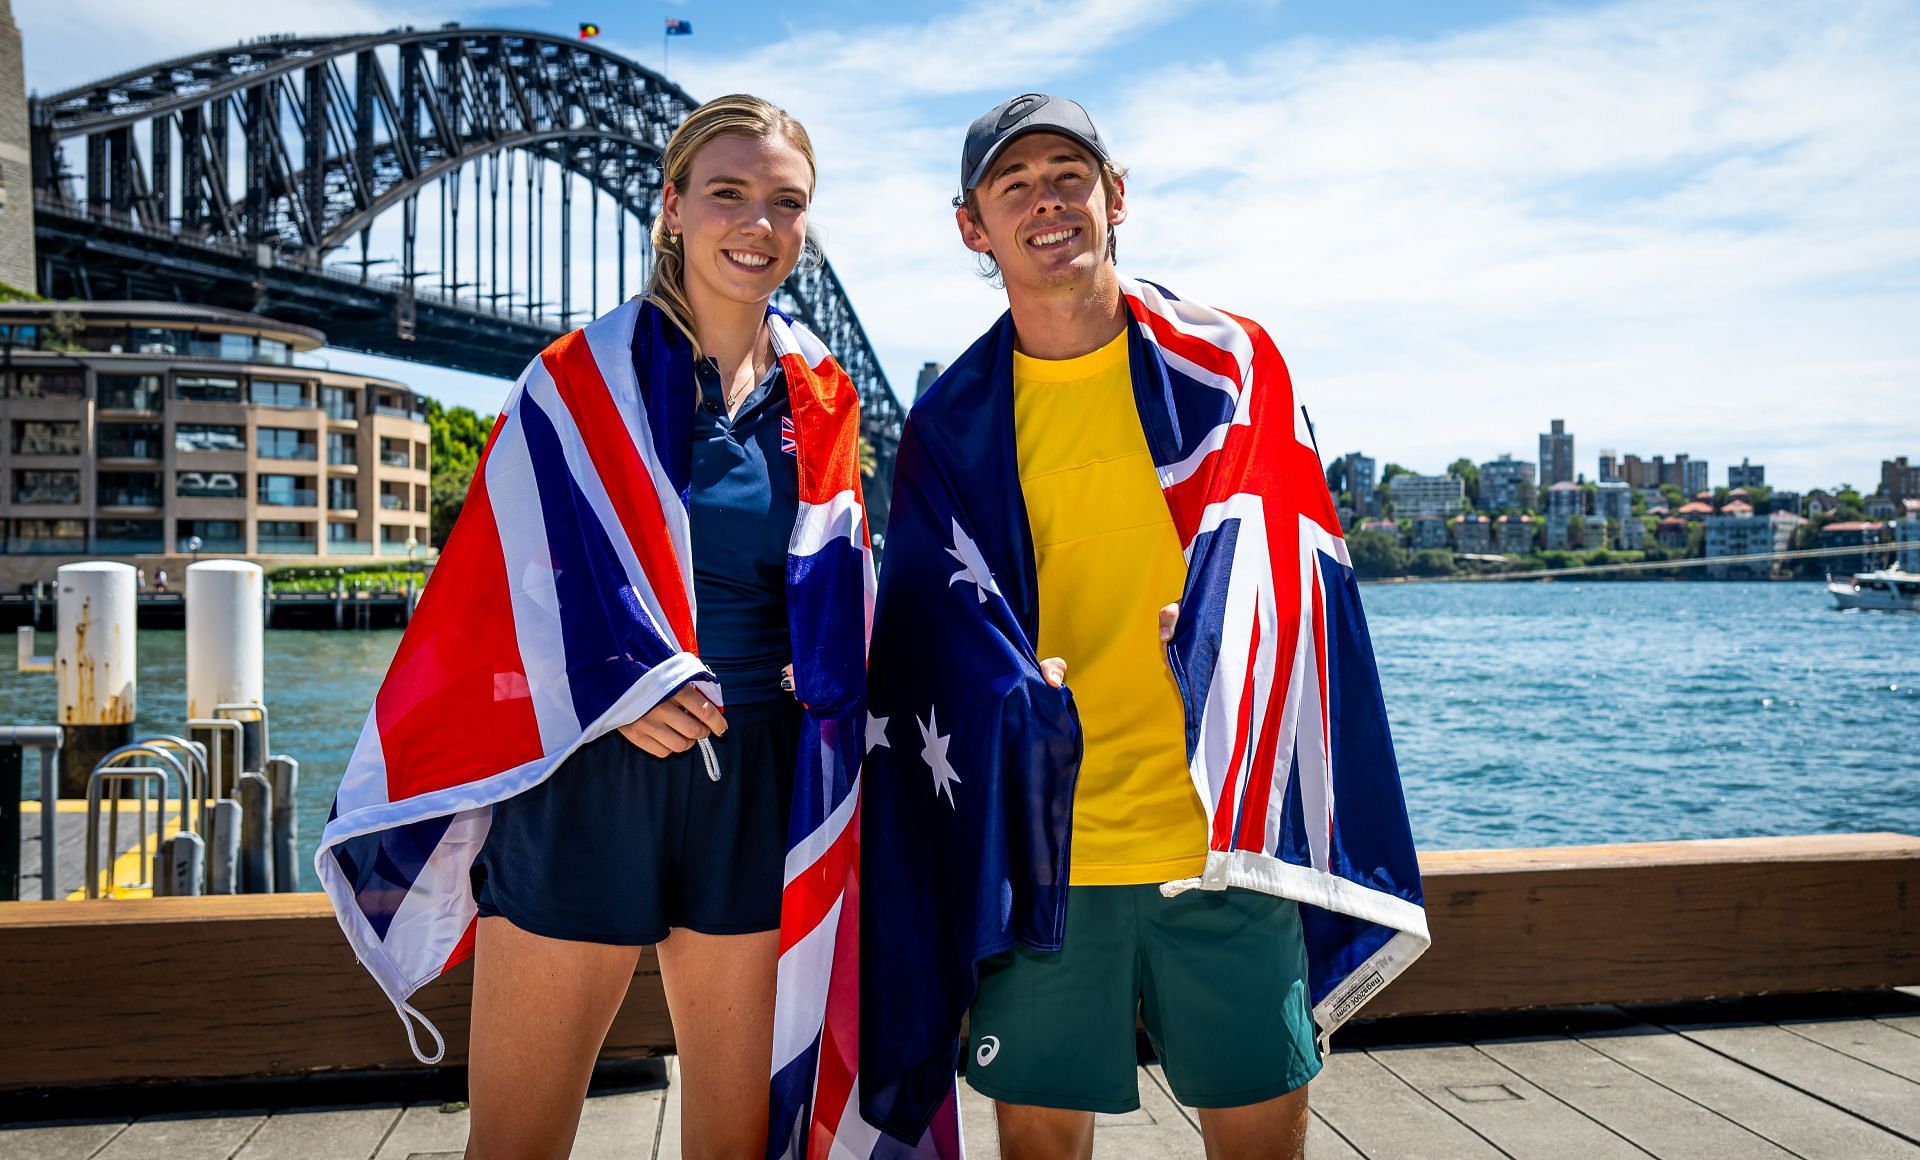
[2,582,1915,888]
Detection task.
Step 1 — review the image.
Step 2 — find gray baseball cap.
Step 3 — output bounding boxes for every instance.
[960,93,1111,193]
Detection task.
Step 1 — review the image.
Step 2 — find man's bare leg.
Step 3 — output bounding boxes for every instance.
[1196,1084,1310,1160]
[994,1101,1095,1160]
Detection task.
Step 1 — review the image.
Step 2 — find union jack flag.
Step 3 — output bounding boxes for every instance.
[858,277,1430,1140]
[781,415,798,456]
[313,298,935,1157]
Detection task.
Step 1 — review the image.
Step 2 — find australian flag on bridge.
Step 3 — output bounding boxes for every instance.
[858,277,1432,1142]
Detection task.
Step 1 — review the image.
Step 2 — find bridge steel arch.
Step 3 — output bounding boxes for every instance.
[30,27,904,526]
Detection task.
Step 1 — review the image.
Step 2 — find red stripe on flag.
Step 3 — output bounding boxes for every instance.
[1211,613,1261,852]
[542,330,697,650]
[808,806,862,1154]
[440,916,478,974]
[1125,294,1248,389]
[375,431,543,798]
[1235,609,1290,852]
[781,351,864,508]
[778,804,858,955]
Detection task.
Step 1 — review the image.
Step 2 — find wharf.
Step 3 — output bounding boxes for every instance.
[0,589,416,632]
[9,798,184,901]
[4,991,1919,1158]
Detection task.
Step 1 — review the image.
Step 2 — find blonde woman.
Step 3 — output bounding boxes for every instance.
[316,94,864,1160]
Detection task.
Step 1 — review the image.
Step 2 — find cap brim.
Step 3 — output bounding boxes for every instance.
[964,125,1107,192]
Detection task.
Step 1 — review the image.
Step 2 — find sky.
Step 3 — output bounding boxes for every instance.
[16,0,1920,492]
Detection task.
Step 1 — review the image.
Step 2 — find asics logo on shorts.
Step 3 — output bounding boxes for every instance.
[976,1035,1001,1066]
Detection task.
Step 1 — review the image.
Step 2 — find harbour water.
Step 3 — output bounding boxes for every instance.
[2,582,1914,890]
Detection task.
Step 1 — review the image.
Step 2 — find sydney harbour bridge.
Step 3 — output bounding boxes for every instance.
[28,26,902,517]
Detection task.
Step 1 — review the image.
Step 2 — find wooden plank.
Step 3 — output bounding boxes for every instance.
[1369,1042,1647,1160]
[1372,832,1920,1017]
[571,1087,664,1160]
[232,1105,404,1160]
[1671,1022,1920,1140]
[1783,1017,1920,1083]
[0,1121,128,1160]
[0,896,672,1088]
[92,1111,266,1160]
[1478,1036,1793,1159]
[1309,1051,1506,1160]
[1580,1026,1920,1160]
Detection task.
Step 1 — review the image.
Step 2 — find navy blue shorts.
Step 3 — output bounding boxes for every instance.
[471,697,800,945]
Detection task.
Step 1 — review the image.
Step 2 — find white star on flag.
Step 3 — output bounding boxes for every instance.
[946,519,1001,603]
[918,706,961,808]
[866,712,890,753]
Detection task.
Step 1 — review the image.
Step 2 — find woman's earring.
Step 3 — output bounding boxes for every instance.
[667,231,680,245]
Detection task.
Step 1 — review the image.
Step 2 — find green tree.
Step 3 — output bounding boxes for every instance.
[1659,484,1685,509]
[1347,531,1408,579]
[1409,548,1456,577]
[423,397,495,547]
[1447,458,1480,508]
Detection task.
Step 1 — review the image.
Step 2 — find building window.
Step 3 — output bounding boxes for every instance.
[379,483,409,511]
[8,517,87,554]
[177,519,244,552]
[173,374,242,404]
[327,431,356,465]
[97,374,164,411]
[251,378,309,408]
[257,337,291,365]
[11,420,82,455]
[326,521,369,554]
[321,385,358,421]
[176,470,244,499]
[95,518,163,553]
[257,427,318,461]
[5,370,87,399]
[373,391,413,418]
[257,520,316,555]
[379,437,411,468]
[329,478,358,510]
[12,469,80,505]
[175,424,247,453]
[97,470,162,508]
[413,441,429,470]
[97,422,163,460]
[414,483,428,512]
[257,474,317,507]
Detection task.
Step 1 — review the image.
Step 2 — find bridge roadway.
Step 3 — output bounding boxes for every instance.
[3,991,1919,1158]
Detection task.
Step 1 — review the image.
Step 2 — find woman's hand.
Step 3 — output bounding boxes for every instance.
[617,687,728,757]
[1040,657,1069,687]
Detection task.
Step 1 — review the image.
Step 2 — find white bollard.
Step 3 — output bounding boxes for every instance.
[54,563,138,797]
[187,561,265,778]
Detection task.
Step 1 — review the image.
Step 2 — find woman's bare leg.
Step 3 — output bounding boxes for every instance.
[466,916,642,1160]
[656,928,781,1160]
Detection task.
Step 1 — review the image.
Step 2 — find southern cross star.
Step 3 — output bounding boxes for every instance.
[918,706,961,808]
[946,519,1001,603]
[866,712,890,753]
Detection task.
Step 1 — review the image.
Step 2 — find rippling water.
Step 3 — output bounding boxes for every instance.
[2,582,1915,887]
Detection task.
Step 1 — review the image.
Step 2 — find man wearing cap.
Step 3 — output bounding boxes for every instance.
[926,94,1319,1158]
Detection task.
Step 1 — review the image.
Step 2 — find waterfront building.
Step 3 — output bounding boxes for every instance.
[1770,510,1805,556]
[1545,480,1584,519]
[1684,459,1709,496]
[1819,521,1886,576]
[1327,452,1379,517]
[1411,514,1450,550]
[1495,513,1535,554]
[1865,495,1898,519]
[1620,516,1646,550]
[1584,518,1613,551]
[1388,472,1464,518]
[1545,514,1571,551]
[1884,457,1920,504]
[914,361,946,400]
[1539,419,1574,486]
[1705,509,1773,579]
[1594,479,1633,524]
[1896,518,1920,572]
[1357,517,1404,546]
[1656,517,1689,550]
[1620,452,1694,491]
[1479,454,1536,512]
[1728,458,1765,489]
[1450,514,1492,553]
[0,302,433,587]
[1767,490,1802,516]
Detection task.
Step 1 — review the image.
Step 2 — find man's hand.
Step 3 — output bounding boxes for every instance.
[1159,602,1180,643]
[1040,657,1069,688]
[617,686,728,758]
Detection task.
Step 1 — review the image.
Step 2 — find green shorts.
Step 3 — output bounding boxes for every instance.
[965,883,1322,1113]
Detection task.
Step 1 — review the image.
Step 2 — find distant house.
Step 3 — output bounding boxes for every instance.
[1411,515,1450,550]
[1388,473,1466,518]
[1767,490,1803,516]
[1620,517,1646,550]
[1495,514,1536,554]
[1594,479,1633,524]
[1705,509,1773,579]
[1804,489,1836,517]
[1450,514,1492,553]
[1656,517,1690,550]
[1545,480,1585,518]
[1865,495,1898,519]
[1676,500,1715,522]
[1820,521,1887,576]
[1578,518,1611,551]
[1358,518,1405,547]
[1545,514,1571,551]
[1720,499,1755,517]
[1770,510,1806,556]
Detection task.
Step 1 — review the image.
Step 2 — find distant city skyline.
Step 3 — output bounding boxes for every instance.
[17,0,1918,490]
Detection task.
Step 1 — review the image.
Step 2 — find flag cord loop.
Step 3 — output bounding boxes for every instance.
[396,999,448,1065]
[698,737,721,782]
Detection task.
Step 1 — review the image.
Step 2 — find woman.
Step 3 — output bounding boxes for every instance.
[315,93,869,1160]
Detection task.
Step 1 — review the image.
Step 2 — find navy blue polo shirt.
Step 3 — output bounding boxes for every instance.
[687,358,796,704]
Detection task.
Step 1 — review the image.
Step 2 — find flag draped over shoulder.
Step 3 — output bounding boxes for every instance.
[313,298,941,1158]
[860,277,1431,1141]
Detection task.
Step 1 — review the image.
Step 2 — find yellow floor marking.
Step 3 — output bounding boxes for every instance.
[18,799,157,814]
[63,801,186,900]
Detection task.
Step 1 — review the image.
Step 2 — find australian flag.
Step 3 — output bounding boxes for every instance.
[859,277,1431,1141]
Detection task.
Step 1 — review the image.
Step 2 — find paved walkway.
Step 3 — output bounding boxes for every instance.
[5,990,1918,1158]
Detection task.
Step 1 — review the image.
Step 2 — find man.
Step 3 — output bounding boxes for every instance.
[859,95,1427,1160]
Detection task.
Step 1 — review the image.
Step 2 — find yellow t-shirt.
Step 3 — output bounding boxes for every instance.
[1013,329,1208,886]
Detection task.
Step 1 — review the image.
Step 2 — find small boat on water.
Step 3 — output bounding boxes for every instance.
[1827,568,1920,612]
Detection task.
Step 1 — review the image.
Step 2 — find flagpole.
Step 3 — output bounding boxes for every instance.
[663,25,670,80]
